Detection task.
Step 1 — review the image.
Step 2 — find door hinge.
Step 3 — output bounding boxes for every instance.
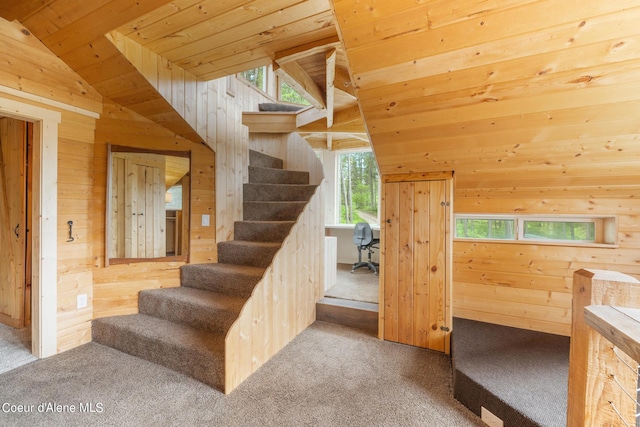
[440,325,450,332]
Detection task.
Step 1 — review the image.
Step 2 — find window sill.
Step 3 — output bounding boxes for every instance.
[325,224,380,231]
[453,238,618,249]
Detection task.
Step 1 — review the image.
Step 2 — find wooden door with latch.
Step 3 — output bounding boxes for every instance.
[380,175,452,353]
[0,117,27,328]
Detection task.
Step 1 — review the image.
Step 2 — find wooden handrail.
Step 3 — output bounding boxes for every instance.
[584,305,640,363]
[567,269,640,427]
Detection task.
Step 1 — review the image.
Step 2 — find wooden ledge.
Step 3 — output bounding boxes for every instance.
[584,305,640,362]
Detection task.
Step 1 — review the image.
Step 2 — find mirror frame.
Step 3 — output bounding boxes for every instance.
[106,144,192,266]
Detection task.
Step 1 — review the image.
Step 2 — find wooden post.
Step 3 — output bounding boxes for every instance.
[567,269,640,426]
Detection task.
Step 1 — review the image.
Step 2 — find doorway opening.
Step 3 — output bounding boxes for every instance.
[0,96,61,362]
[0,118,34,371]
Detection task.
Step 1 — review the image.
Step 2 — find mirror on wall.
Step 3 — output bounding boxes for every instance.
[107,145,191,263]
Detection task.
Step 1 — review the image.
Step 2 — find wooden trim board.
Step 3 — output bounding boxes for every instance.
[0,95,61,358]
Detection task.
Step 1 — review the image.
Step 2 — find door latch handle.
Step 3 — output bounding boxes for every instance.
[14,223,19,237]
[67,220,74,242]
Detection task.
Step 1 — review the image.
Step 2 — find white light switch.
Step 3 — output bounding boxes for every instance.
[202,214,210,226]
[77,294,88,309]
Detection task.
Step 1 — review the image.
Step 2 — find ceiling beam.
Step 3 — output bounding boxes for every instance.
[274,60,326,110]
[326,48,336,128]
[274,34,341,65]
[296,107,326,128]
[298,105,366,133]
[0,0,55,22]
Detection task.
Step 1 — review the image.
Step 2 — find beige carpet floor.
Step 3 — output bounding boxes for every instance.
[0,324,35,374]
[324,263,378,304]
[0,321,483,426]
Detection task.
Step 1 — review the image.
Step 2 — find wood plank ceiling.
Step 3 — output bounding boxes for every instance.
[331,0,640,187]
[3,0,640,171]
[0,0,365,149]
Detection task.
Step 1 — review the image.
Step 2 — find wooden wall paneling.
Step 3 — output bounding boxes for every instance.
[412,181,430,348]
[108,31,205,144]
[0,19,102,113]
[213,78,276,245]
[397,182,415,345]
[0,27,95,356]
[57,111,97,352]
[93,100,214,318]
[196,80,208,144]
[452,182,640,335]
[382,182,399,341]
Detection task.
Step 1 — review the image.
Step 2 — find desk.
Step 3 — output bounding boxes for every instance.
[324,224,380,265]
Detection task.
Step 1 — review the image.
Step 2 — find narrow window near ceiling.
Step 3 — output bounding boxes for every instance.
[454,214,617,246]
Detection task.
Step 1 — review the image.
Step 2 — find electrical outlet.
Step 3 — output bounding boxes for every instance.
[202,214,210,226]
[481,407,503,427]
[77,294,88,309]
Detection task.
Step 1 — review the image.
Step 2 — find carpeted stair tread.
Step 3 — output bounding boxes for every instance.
[139,287,247,333]
[248,166,309,185]
[92,313,225,389]
[234,220,295,242]
[249,149,283,169]
[93,150,315,391]
[217,240,281,268]
[180,263,265,297]
[243,200,306,221]
[243,183,316,201]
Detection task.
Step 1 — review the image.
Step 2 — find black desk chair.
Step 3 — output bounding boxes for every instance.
[351,222,379,275]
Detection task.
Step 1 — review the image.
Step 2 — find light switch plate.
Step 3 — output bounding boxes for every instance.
[77,294,88,309]
[202,214,210,226]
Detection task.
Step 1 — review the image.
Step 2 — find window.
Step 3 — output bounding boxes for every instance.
[239,66,266,92]
[279,80,310,106]
[455,214,616,246]
[338,151,380,226]
[456,217,515,240]
[521,219,595,242]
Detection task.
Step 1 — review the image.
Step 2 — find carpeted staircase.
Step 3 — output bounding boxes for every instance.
[93,150,316,391]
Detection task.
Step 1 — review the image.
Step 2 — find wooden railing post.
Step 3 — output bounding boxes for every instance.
[567,269,640,426]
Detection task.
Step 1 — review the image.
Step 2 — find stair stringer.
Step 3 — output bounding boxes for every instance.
[224,139,325,394]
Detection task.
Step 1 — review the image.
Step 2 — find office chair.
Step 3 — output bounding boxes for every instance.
[351,222,379,275]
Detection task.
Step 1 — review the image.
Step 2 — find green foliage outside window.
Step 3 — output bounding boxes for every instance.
[339,152,379,225]
[455,217,598,243]
[280,81,310,105]
[456,218,515,240]
[240,67,265,91]
[523,221,595,242]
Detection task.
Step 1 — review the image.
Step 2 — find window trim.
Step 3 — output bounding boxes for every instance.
[454,213,618,247]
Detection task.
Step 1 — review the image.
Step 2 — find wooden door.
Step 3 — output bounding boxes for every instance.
[0,118,27,328]
[381,178,452,353]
